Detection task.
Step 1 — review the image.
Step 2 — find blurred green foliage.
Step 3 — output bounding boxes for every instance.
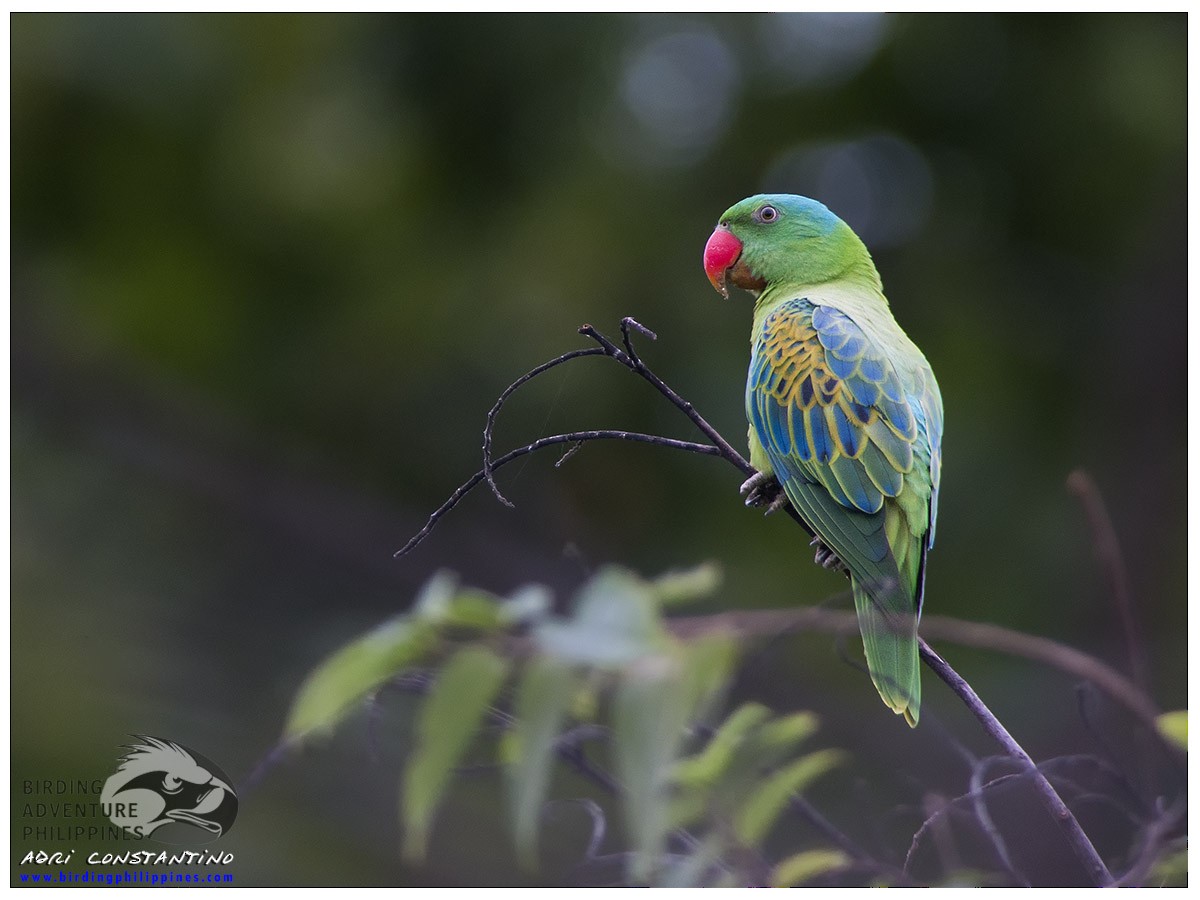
[286,566,845,886]
[12,12,1185,886]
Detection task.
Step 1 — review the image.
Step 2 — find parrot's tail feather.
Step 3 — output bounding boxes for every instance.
[852,575,921,727]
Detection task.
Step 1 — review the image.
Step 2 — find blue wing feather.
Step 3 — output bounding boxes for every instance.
[748,296,938,567]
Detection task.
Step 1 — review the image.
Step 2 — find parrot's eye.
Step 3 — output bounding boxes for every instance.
[757,205,778,223]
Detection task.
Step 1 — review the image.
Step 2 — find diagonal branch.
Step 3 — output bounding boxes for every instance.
[918,641,1111,886]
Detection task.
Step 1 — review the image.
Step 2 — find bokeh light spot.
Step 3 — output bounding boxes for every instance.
[598,25,739,172]
[756,12,889,88]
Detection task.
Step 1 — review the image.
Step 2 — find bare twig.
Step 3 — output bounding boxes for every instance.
[969,757,1030,885]
[1040,751,1151,823]
[1066,470,1149,696]
[545,797,608,861]
[1114,799,1186,887]
[574,323,755,479]
[918,641,1112,886]
[554,725,622,796]
[905,770,1024,879]
[482,347,607,507]
[787,793,913,885]
[1067,470,1161,798]
[619,316,657,367]
[556,442,584,468]
[919,793,963,877]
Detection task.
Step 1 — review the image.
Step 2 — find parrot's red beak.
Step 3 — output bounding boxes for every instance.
[703,225,743,299]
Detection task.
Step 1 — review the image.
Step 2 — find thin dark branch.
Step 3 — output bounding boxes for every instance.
[1041,749,1152,823]
[969,757,1030,886]
[1114,799,1186,887]
[578,321,818,540]
[919,793,963,877]
[904,770,1025,878]
[545,798,608,862]
[555,442,584,468]
[397,429,720,558]
[1073,683,1174,808]
[1066,470,1149,696]
[575,323,754,478]
[919,641,1113,886]
[555,725,622,796]
[1067,470,1160,798]
[482,346,608,507]
[619,316,656,367]
[787,793,913,885]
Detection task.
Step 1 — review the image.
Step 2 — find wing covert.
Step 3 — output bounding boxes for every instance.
[748,298,919,519]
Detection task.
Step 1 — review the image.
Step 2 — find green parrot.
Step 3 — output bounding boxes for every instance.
[703,194,943,726]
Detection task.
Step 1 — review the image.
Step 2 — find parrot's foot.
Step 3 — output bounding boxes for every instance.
[810,536,844,571]
[740,472,789,515]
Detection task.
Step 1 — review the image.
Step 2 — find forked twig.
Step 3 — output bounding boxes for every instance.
[482,346,608,507]
[968,757,1030,885]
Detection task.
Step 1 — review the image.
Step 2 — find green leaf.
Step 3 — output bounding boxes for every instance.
[648,562,722,606]
[610,625,739,876]
[401,646,509,861]
[283,614,434,743]
[666,786,709,832]
[412,570,460,621]
[498,584,553,627]
[569,676,600,722]
[442,589,506,630]
[612,656,692,883]
[673,702,770,787]
[758,711,819,749]
[413,571,506,631]
[749,712,821,771]
[1149,847,1188,887]
[534,567,668,666]
[1157,710,1187,750]
[771,849,850,887]
[501,656,576,870]
[734,748,844,846]
[937,868,1002,887]
[676,632,738,724]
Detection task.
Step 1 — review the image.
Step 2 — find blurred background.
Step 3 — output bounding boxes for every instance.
[12,12,1185,886]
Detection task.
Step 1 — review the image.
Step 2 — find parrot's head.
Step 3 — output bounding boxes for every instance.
[703,193,876,298]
